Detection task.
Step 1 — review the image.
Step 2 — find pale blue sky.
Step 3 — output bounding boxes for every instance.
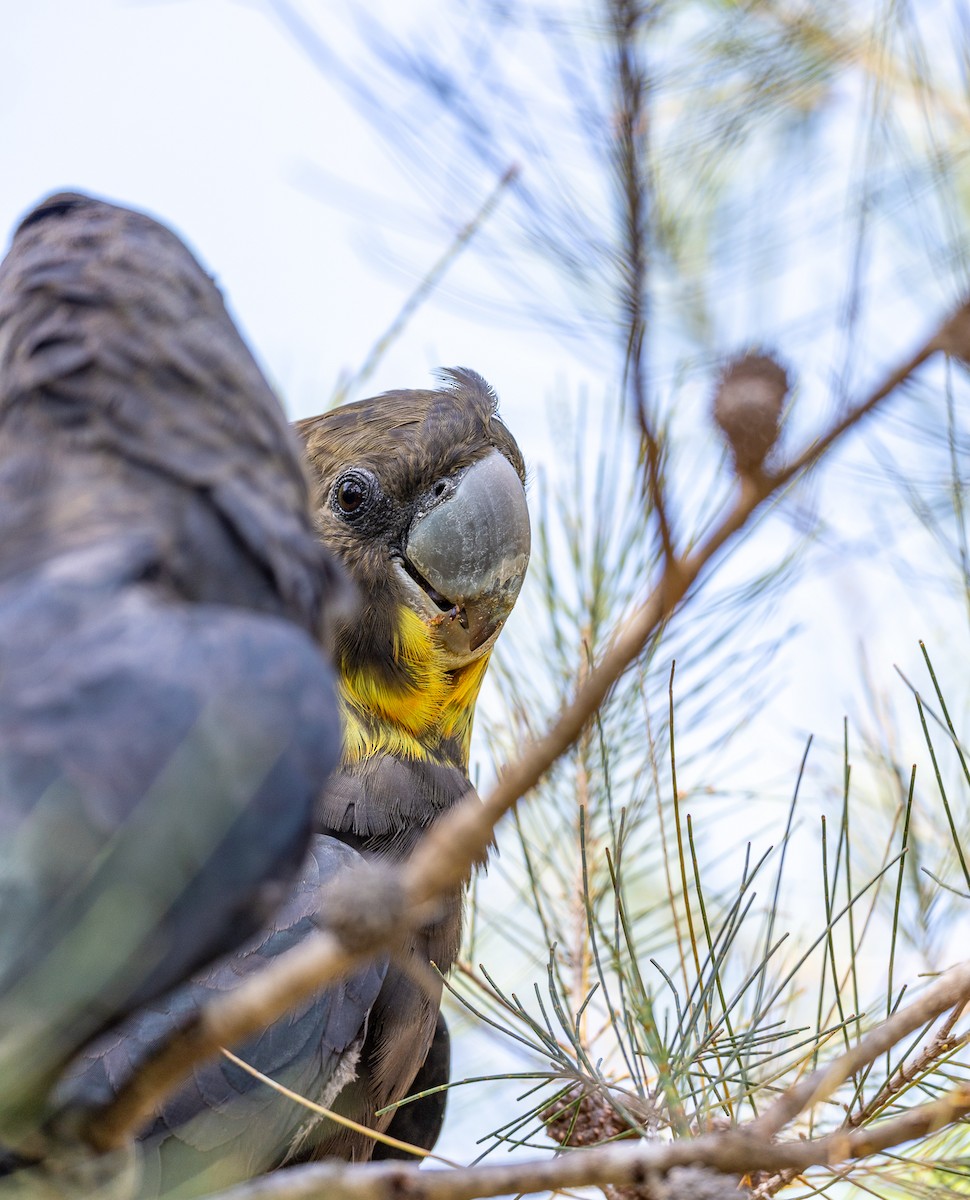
[1,0,568,454]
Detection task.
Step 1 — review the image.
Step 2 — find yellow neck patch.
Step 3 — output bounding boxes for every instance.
[339,606,489,768]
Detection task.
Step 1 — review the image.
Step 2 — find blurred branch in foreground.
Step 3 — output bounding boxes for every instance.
[82,283,970,1195]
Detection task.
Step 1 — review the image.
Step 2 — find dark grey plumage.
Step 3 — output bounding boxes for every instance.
[64,851,449,1197]
[63,838,386,1197]
[0,192,344,1148]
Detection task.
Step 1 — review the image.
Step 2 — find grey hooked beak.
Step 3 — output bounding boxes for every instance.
[403,451,530,664]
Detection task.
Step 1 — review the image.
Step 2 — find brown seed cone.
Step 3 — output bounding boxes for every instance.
[542,1087,749,1200]
[713,352,789,475]
[542,1083,635,1147]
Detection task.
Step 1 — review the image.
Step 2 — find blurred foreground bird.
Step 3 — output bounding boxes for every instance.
[68,370,530,1194]
[0,193,344,1157]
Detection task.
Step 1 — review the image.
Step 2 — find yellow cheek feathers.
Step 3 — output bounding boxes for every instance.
[339,606,490,768]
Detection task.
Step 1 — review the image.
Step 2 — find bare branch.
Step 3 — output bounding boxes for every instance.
[201,1084,970,1200]
[84,933,367,1153]
[845,1006,969,1129]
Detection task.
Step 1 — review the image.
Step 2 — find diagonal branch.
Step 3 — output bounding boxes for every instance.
[82,307,957,1154]
[844,1004,969,1129]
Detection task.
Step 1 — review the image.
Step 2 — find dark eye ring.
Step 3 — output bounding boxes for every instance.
[331,469,376,520]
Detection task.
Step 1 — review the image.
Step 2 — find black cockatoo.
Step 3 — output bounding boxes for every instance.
[0,193,344,1155]
[299,371,529,1157]
[66,371,530,1193]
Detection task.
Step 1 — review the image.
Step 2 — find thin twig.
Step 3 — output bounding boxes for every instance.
[610,0,675,565]
[219,1049,458,1165]
[750,959,970,1139]
[844,1006,970,1129]
[331,164,520,408]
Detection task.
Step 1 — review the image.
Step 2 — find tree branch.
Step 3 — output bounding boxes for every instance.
[82,309,956,1153]
[201,1084,970,1200]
